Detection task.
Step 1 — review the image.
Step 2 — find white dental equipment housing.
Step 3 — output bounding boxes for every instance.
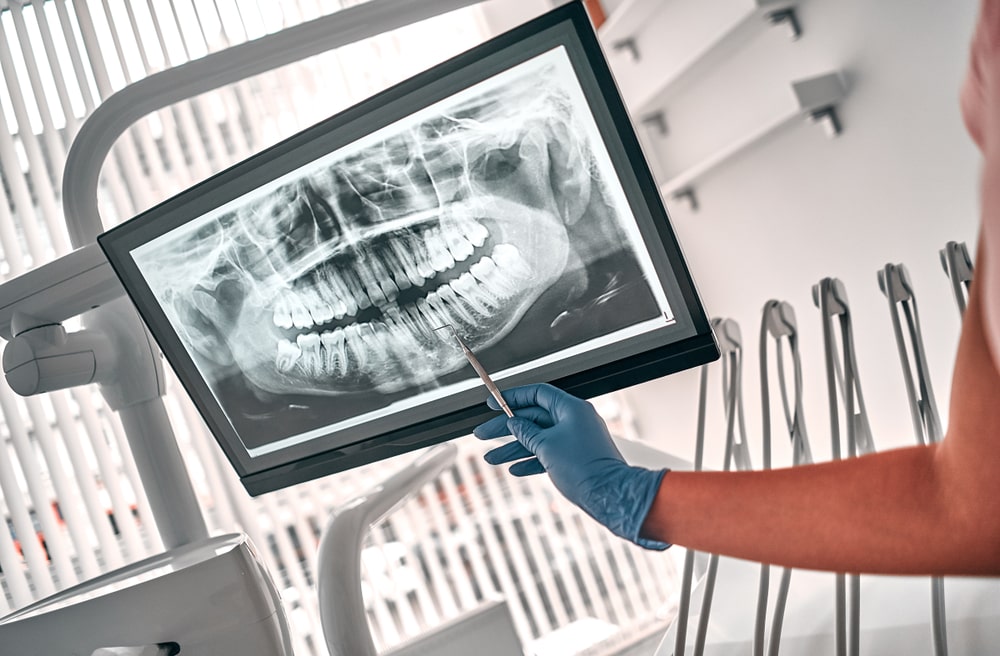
[0,534,292,655]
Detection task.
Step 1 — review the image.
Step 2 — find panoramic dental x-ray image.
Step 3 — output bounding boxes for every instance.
[132,46,672,454]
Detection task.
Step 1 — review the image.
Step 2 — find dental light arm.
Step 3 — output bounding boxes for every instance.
[0,243,122,340]
[0,243,125,395]
[3,321,116,397]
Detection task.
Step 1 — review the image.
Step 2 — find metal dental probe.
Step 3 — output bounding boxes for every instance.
[434,325,514,418]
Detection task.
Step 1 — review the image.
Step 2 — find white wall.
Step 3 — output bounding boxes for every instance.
[619,0,982,471]
[481,0,983,469]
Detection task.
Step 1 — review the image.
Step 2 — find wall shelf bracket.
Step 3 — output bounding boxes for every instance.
[767,7,802,41]
[671,187,698,211]
[640,110,668,136]
[809,106,842,138]
[611,37,640,61]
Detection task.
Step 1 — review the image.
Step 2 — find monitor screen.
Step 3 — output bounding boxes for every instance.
[99,1,718,494]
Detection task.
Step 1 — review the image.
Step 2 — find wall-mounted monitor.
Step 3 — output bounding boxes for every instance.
[99,1,718,495]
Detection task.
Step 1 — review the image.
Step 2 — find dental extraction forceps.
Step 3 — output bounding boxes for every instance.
[940,241,973,317]
[434,325,514,418]
[672,318,760,656]
[878,263,948,656]
[759,300,814,656]
[814,279,877,656]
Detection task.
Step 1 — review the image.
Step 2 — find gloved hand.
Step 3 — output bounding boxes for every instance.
[473,383,669,550]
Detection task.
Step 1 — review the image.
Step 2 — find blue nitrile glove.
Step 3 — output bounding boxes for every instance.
[473,383,669,550]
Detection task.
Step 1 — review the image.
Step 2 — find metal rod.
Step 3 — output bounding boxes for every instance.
[879,263,948,656]
[434,324,514,418]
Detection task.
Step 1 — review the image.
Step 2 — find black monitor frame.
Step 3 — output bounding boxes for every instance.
[99,1,718,495]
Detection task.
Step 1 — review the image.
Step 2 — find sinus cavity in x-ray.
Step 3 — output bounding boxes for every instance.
[132,46,672,452]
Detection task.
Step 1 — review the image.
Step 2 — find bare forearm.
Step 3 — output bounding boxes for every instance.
[640,443,999,576]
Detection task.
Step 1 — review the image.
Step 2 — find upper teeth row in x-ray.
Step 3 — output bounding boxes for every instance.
[271,217,491,330]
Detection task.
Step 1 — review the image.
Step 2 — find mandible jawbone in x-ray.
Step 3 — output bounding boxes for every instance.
[135,47,665,446]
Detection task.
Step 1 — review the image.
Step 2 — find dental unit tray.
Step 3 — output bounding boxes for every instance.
[97,1,717,494]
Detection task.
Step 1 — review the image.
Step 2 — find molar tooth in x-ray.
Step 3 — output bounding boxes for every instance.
[469,257,516,300]
[445,231,475,262]
[382,311,423,363]
[416,297,449,333]
[342,270,373,310]
[358,322,390,373]
[368,256,399,303]
[291,300,313,330]
[466,267,505,308]
[380,276,400,303]
[407,304,436,337]
[470,256,516,297]
[329,294,349,321]
[386,306,444,370]
[356,257,388,306]
[322,268,358,319]
[450,273,494,315]
[390,239,425,287]
[426,228,456,272]
[321,329,349,376]
[276,338,302,373]
[410,236,437,280]
[462,220,488,248]
[343,324,368,370]
[379,247,412,292]
[273,295,295,330]
[392,267,412,292]
[314,303,336,326]
[298,286,334,325]
[427,287,472,326]
[491,243,532,281]
[296,332,322,376]
[309,269,337,317]
[385,306,416,340]
[400,304,429,337]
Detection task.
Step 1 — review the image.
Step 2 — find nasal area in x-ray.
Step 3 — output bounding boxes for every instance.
[130,44,679,458]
